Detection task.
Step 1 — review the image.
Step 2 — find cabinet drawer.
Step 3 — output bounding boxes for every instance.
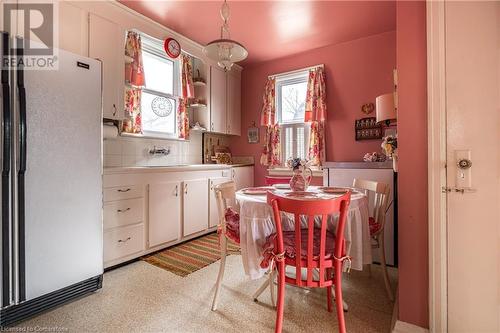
[103,198,143,230]
[104,185,143,202]
[104,224,144,263]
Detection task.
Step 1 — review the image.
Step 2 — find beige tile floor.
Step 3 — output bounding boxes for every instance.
[15,256,397,332]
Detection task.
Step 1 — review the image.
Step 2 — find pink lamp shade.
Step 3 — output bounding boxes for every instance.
[376,93,397,123]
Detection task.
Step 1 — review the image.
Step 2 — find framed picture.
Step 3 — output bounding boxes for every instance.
[247,126,259,144]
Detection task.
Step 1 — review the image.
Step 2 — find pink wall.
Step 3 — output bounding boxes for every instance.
[396,1,429,328]
[230,31,396,186]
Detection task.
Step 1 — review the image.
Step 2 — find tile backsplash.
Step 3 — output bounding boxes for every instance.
[103,131,202,168]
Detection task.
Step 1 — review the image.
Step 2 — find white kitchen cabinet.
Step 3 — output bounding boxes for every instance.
[89,13,125,120]
[210,66,227,133]
[58,2,88,56]
[149,182,181,247]
[183,179,209,236]
[227,71,241,136]
[232,166,254,190]
[209,177,231,228]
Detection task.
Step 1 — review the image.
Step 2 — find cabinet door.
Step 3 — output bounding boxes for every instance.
[149,182,181,247]
[232,166,254,190]
[210,66,227,133]
[59,2,88,56]
[209,177,230,228]
[89,14,125,120]
[227,71,241,135]
[183,179,209,236]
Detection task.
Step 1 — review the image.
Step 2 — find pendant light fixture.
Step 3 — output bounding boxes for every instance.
[203,0,248,71]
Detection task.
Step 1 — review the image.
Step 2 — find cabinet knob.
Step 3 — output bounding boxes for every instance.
[112,104,117,116]
[117,208,131,213]
[117,188,131,193]
[175,185,179,197]
[118,237,131,243]
[184,183,188,194]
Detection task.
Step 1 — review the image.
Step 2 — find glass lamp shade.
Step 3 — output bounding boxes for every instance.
[203,38,248,71]
[376,93,397,123]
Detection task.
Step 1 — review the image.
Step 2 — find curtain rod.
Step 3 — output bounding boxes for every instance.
[268,64,324,79]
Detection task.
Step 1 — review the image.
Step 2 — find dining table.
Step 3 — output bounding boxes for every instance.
[235,185,372,280]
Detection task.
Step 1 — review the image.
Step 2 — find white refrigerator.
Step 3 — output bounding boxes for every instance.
[1,33,103,325]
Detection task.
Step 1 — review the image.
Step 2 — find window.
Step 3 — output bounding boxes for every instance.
[276,71,309,163]
[140,33,180,137]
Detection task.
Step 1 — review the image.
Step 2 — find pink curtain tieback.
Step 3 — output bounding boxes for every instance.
[267,250,286,273]
[333,255,352,273]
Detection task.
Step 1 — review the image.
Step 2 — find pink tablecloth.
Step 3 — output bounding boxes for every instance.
[236,187,372,279]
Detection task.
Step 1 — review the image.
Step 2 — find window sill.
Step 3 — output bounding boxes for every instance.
[267,167,323,177]
[120,132,189,142]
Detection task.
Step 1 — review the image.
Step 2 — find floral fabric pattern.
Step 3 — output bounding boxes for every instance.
[260,78,276,126]
[177,98,189,139]
[178,54,193,139]
[260,124,281,167]
[308,121,325,166]
[305,67,327,166]
[124,31,145,87]
[304,67,327,122]
[122,87,142,134]
[260,78,280,166]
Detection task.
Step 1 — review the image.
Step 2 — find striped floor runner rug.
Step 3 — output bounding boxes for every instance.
[142,233,240,277]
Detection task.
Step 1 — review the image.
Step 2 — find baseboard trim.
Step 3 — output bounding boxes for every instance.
[392,320,429,333]
[0,274,103,327]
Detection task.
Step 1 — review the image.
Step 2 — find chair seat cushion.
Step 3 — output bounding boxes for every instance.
[224,207,240,244]
[369,217,382,235]
[260,228,337,269]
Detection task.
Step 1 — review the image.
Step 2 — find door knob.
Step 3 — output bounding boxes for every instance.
[457,159,472,170]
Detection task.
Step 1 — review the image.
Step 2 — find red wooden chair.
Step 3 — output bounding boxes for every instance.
[265,176,291,186]
[265,191,352,333]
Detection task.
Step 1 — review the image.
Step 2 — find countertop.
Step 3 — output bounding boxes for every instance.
[103,163,254,174]
[323,161,393,169]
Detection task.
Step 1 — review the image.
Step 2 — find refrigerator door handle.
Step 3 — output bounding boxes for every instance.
[1,31,12,307]
[16,37,27,302]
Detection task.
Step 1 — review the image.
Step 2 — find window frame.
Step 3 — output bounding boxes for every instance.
[138,32,181,139]
[275,70,310,164]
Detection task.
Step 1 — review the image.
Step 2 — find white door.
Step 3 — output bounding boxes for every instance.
[89,13,125,120]
[227,71,241,135]
[445,2,500,331]
[149,182,181,247]
[183,179,209,236]
[209,177,230,228]
[232,166,254,190]
[210,66,227,133]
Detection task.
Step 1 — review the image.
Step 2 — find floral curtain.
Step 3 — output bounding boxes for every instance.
[260,78,281,166]
[122,88,142,134]
[260,78,276,126]
[123,31,145,134]
[260,124,281,166]
[178,54,194,139]
[305,67,327,166]
[124,31,145,87]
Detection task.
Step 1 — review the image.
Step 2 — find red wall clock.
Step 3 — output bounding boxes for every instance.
[164,38,181,59]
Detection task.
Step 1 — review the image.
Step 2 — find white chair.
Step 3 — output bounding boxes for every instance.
[352,178,394,301]
[211,181,238,311]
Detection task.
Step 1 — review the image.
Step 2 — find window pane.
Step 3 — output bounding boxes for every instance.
[141,91,176,134]
[281,81,307,123]
[143,51,174,94]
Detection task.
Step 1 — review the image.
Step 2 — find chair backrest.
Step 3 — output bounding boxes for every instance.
[214,181,237,230]
[265,176,291,186]
[267,192,351,287]
[352,179,390,233]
